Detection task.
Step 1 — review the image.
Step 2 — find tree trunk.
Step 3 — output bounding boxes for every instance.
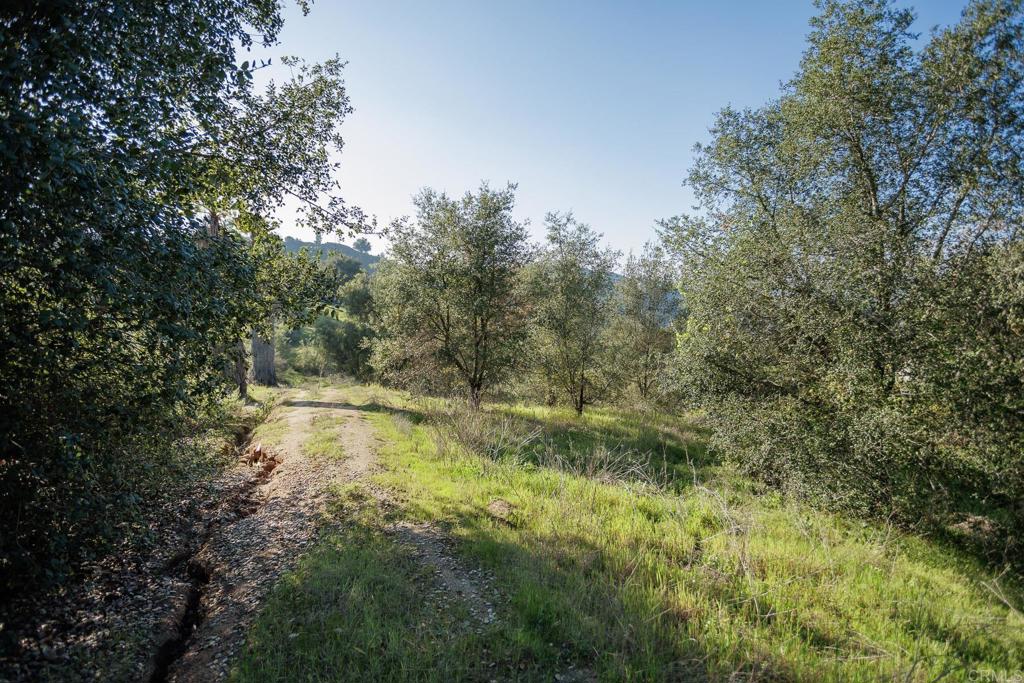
[469,383,482,410]
[543,368,557,405]
[207,209,221,238]
[251,328,277,386]
[637,368,650,401]
[233,339,248,399]
[575,362,586,416]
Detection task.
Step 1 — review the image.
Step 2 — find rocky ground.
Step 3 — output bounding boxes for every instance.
[0,450,265,682]
[164,391,392,683]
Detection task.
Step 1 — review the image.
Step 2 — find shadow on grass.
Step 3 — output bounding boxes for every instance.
[244,398,717,678]
[488,407,720,492]
[399,487,1023,682]
[241,394,1023,682]
[242,478,923,681]
[297,391,716,486]
[235,493,716,683]
[283,399,428,423]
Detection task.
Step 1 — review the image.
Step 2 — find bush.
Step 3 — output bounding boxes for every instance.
[313,316,374,378]
[276,315,374,379]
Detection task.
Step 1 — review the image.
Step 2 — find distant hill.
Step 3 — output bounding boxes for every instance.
[282,236,380,267]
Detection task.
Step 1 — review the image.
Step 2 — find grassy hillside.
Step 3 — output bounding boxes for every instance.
[282,235,380,267]
[233,383,1023,682]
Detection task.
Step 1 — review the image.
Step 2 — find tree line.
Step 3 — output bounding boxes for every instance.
[369,186,680,415]
[367,0,1024,563]
[1,0,1021,595]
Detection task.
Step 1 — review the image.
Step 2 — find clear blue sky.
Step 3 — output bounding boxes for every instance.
[267,0,967,255]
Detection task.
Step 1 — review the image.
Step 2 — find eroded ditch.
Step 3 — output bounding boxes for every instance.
[148,442,281,683]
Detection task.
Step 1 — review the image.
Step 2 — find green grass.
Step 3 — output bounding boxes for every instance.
[235,385,1024,682]
[302,414,347,460]
[250,415,289,447]
[496,401,716,488]
[247,384,276,405]
[233,485,501,682]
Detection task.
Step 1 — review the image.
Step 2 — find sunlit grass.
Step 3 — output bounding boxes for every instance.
[250,416,289,447]
[233,483,501,682]
[236,384,1024,682]
[302,414,347,460]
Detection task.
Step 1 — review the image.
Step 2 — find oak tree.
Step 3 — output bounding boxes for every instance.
[664,0,1024,541]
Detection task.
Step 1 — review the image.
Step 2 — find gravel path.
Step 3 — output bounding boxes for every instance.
[1,383,503,682]
[165,389,379,682]
[389,521,498,626]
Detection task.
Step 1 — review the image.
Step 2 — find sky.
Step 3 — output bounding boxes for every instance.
[262,0,968,256]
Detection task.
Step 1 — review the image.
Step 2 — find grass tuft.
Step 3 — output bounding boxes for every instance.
[302,414,346,460]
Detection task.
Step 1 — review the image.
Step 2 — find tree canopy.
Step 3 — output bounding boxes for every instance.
[529,213,619,415]
[0,0,360,590]
[609,243,681,403]
[370,184,533,406]
[662,0,1024,540]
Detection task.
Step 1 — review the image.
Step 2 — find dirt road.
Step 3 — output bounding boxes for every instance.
[163,388,381,682]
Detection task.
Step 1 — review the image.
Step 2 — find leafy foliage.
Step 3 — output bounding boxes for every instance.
[330,253,364,283]
[275,254,375,381]
[195,55,364,234]
[247,233,339,388]
[663,0,1024,551]
[0,0,356,590]
[370,185,533,406]
[248,233,339,337]
[339,271,375,323]
[608,243,681,405]
[313,316,375,378]
[529,213,620,414]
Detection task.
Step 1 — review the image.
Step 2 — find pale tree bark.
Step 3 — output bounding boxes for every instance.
[232,339,248,399]
[251,325,277,386]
